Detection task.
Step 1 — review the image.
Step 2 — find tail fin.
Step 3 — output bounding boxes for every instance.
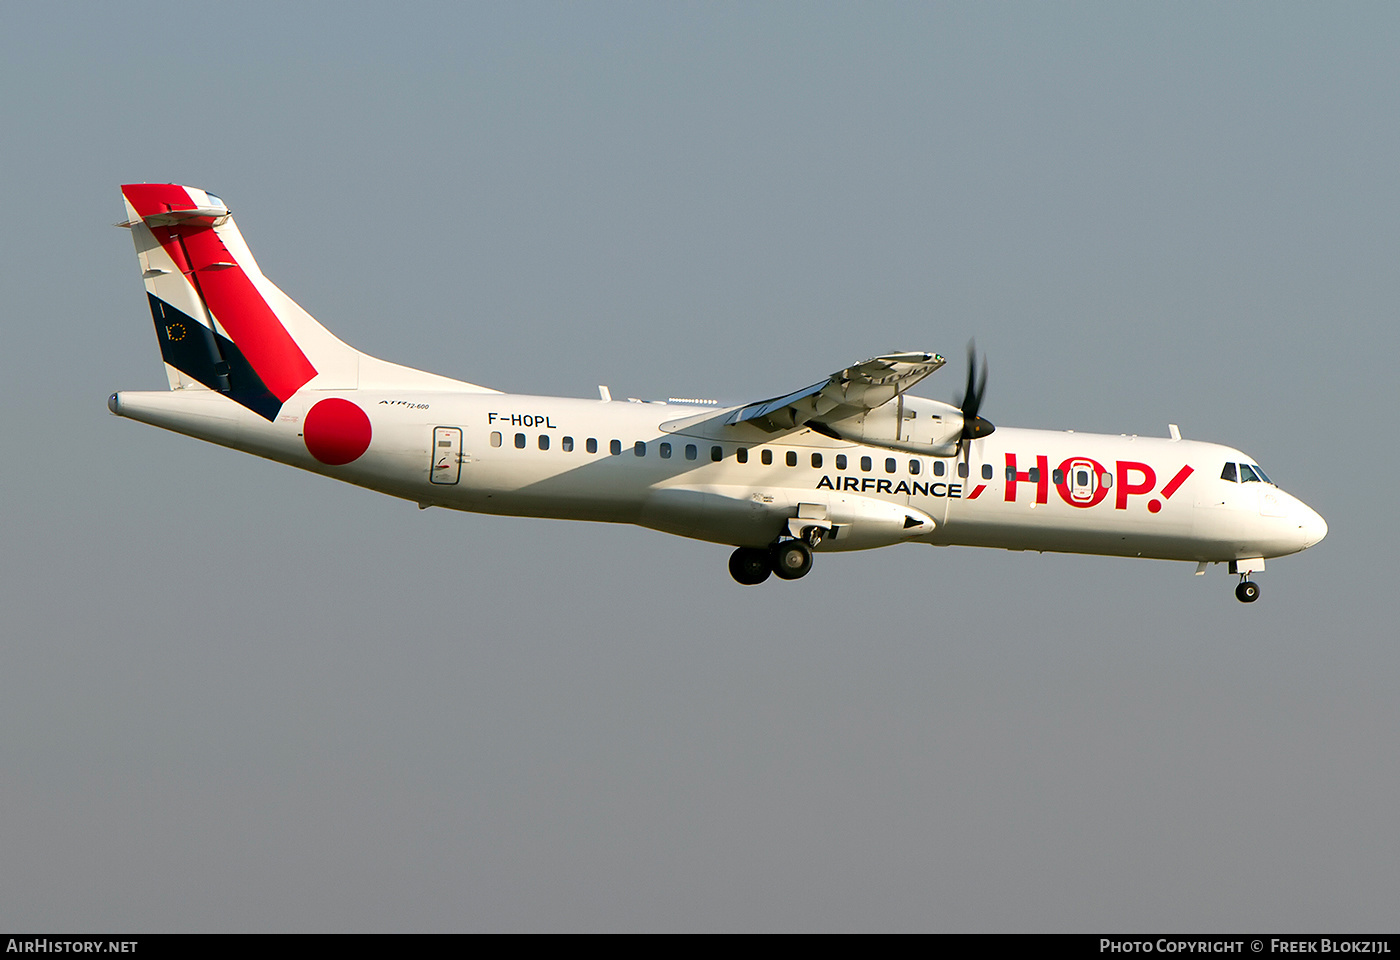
[121,183,495,420]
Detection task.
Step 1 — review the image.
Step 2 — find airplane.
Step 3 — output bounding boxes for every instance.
[109,183,1327,603]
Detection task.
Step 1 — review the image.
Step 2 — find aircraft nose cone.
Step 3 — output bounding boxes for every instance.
[1299,503,1328,549]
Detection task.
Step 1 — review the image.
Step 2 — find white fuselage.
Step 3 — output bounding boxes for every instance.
[111,386,1327,566]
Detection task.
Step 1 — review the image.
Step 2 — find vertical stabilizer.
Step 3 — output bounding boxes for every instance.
[121,183,494,421]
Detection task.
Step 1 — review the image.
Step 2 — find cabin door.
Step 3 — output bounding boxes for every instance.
[430,427,463,485]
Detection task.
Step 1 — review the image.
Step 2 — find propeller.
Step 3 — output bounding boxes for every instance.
[954,340,994,461]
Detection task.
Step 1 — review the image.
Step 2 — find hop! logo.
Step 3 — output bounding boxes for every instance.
[1004,454,1194,513]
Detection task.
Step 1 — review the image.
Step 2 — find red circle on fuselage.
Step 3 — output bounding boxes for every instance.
[304,398,372,465]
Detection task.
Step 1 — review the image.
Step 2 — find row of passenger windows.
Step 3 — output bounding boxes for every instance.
[471,435,1285,494]
[487,431,999,477]
[489,432,720,459]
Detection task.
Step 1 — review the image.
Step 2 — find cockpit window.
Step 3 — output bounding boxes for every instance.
[1221,462,1237,483]
[1238,463,1260,483]
[1250,464,1272,484]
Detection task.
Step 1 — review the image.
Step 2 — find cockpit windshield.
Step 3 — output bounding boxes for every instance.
[1221,462,1273,484]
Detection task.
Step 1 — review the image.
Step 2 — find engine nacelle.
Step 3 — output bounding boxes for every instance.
[820,394,964,457]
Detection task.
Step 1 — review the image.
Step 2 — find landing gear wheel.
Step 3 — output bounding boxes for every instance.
[771,539,814,580]
[1235,580,1260,603]
[729,546,772,585]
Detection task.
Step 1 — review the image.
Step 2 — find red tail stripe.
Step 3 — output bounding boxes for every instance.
[123,185,317,402]
[174,226,317,401]
[1161,465,1194,500]
[123,183,198,215]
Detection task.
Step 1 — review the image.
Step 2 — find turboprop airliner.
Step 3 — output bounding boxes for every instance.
[109,183,1326,602]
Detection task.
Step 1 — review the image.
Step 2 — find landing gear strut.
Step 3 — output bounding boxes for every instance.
[1235,578,1260,603]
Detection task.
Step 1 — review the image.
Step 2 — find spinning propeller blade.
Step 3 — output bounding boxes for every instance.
[955,341,994,460]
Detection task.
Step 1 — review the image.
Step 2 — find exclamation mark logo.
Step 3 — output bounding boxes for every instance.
[1148,465,1194,514]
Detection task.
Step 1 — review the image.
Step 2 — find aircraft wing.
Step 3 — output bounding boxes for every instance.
[725,352,945,432]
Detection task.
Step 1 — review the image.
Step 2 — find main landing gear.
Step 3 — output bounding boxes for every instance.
[1235,578,1260,603]
[728,539,814,585]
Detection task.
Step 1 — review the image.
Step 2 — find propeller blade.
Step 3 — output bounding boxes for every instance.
[954,341,994,459]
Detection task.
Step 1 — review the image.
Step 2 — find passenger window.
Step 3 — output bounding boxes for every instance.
[811,453,823,468]
[1239,464,1259,482]
[1052,469,1064,485]
[710,445,722,462]
[786,450,797,467]
[1028,468,1039,483]
[860,456,872,472]
[538,434,549,451]
[957,462,969,479]
[909,460,920,476]
[659,442,672,459]
[1077,470,1089,486]
[562,436,574,452]
[885,458,896,474]
[586,438,598,454]
[610,439,622,456]
[981,464,993,480]
[1006,466,1016,481]
[515,433,526,449]
[737,447,748,463]
[635,441,647,457]
[686,444,698,461]
[761,449,773,465]
[933,461,945,477]
[836,454,847,470]
[490,431,502,447]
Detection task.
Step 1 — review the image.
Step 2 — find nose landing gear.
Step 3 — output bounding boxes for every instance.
[1229,559,1264,603]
